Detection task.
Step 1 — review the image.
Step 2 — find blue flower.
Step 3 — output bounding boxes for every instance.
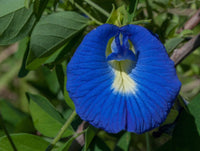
[67,24,181,134]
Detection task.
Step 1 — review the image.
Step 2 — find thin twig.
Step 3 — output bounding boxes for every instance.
[69,0,103,25]
[69,121,88,151]
[84,0,110,17]
[0,111,17,151]
[170,34,200,66]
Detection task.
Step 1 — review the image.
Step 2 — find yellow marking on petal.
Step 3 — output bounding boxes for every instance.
[110,60,137,94]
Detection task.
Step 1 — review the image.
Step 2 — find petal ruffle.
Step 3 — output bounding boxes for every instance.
[67,24,181,134]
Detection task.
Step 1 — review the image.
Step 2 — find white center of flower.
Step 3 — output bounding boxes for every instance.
[110,60,137,94]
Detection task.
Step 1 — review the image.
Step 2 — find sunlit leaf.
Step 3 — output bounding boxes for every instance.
[27,93,74,137]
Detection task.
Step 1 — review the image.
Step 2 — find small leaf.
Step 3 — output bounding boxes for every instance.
[165,37,184,53]
[18,37,30,78]
[58,131,85,151]
[127,0,139,23]
[115,132,131,151]
[27,93,74,137]
[0,133,50,151]
[26,11,89,70]
[64,75,75,109]
[0,0,36,45]
[84,126,98,151]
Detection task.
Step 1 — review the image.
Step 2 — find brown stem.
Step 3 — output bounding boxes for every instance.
[178,8,200,33]
[170,34,200,66]
[68,121,89,151]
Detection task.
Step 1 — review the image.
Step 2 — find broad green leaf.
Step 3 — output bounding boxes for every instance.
[165,37,184,53]
[46,31,84,66]
[0,0,24,17]
[115,132,130,151]
[84,126,98,151]
[26,11,89,70]
[0,133,49,151]
[27,93,74,137]
[0,0,36,45]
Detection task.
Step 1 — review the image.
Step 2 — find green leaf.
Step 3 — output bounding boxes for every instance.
[42,67,60,94]
[169,94,200,151]
[26,11,89,70]
[56,64,65,94]
[84,126,98,151]
[0,0,36,45]
[27,93,74,137]
[18,37,30,78]
[0,133,50,151]
[58,131,86,151]
[165,37,184,53]
[88,136,111,151]
[33,0,49,20]
[187,93,200,133]
[64,75,75,109]
[162,109,178,125]
[127,0,139,23]
[115,132,130,151]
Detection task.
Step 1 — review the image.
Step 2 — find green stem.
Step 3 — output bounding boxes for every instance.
[145,132,151,151]
[84,0,110,17]
[53,110,76,145]
[69,0,103,25]
[0,111,17,151]
[131,19,152,25]
[46,110,77,151]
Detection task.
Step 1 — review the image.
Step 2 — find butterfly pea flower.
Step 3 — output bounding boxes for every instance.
[67,24,181,134]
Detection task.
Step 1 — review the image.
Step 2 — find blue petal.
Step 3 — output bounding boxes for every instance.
[67,24,181,134]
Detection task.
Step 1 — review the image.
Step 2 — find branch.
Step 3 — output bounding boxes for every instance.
[170,34,200,66]
[68,121,88,151]
[178,8,200,33]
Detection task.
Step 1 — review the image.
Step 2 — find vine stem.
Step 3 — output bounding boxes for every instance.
[69,0,103,25]
[84,0,110,17]
[0,111,17,151]
[145,132,151,151]
[46,110,77,151]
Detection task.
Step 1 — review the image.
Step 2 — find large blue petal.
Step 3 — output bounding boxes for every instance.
[67,24,181,134]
